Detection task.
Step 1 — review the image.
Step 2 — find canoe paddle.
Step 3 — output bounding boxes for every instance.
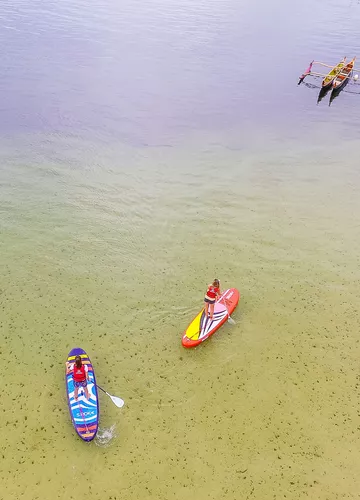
[96,384,125,408]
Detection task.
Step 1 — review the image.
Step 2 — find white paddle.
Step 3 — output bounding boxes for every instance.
[227,314,236,325]
[96,384,125,408]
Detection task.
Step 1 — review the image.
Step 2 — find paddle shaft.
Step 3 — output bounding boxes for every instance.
[96,384,109,396]
[217,294,234,321]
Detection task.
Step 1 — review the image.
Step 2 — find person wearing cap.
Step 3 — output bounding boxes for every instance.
[204,279,221,320]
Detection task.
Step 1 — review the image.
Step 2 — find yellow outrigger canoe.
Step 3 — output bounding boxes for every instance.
[322,57,346,89]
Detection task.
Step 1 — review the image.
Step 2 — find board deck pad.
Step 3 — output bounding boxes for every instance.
[66,348,99,441]
[182,288,240,348]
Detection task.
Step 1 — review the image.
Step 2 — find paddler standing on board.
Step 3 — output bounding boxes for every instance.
[204,279,221,320]
[66,355,90,401]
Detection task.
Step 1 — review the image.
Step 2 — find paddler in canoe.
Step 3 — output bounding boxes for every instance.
[204,279,221,320]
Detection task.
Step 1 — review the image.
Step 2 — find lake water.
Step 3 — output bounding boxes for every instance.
[1,0,360,499]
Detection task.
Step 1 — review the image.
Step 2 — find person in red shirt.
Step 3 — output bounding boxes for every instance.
[204,279,221,320]
[66,355,90,401]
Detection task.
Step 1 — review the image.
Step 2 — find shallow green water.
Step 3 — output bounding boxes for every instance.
[1,130,360,499]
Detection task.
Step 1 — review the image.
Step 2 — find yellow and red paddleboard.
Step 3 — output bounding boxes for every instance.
[182,288,240,348]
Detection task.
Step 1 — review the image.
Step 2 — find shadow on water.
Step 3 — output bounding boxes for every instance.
[317,86,331,104]
[329,78,351,106]
[302,81,321,90]
[301,78,360,106]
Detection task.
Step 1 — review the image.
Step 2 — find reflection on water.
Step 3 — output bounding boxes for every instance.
[317,86,331,104]
[301,77,360,106]
[329,77,351,106]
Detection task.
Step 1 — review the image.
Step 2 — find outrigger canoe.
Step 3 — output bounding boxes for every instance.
[322,57,346,89]
[182,288,240,348]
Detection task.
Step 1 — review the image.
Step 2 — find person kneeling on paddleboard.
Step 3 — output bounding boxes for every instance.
[66,355,90,401]
[204,279,221,320]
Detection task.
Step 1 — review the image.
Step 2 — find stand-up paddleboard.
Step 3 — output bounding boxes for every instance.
[65,348,99,441]
[182,288,240,348]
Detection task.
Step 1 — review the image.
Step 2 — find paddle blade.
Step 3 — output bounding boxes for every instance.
[227,316,236,325]
[111,395,125,408]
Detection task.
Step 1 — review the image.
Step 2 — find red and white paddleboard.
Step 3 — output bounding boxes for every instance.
[182,288,240,348]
